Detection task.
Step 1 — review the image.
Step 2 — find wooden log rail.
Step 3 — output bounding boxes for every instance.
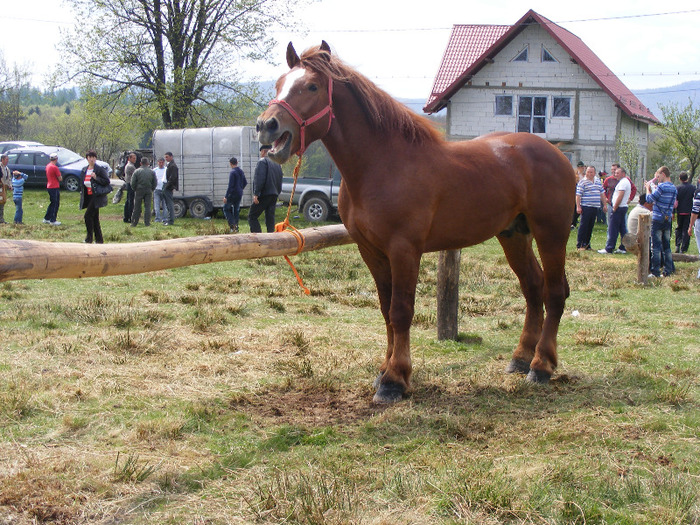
[0,224,354,282]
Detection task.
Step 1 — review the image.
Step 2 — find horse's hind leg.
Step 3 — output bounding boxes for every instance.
[527,232,570,383]
[497,232,544,375]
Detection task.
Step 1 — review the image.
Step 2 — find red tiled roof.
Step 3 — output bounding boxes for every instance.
[424,9,659,124]
[428,24,511,99]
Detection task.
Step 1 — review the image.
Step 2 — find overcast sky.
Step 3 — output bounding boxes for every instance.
[2,0,699,102]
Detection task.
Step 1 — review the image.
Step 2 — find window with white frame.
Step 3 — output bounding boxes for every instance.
[542,46,557,63]
[552,97,571,118]
[512,46,528,62]
[495,95,513,116]
[518,96,547,133]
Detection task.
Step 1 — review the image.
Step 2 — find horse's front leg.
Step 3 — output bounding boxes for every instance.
[356,245,394,388]
[373,249,420,404]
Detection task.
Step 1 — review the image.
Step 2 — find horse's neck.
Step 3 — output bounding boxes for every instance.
[321,88,388,185]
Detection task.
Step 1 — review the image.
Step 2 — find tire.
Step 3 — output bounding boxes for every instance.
[172,199,187,218]
[188,197,210,219]
[63,175,81,192]
[303,196,330,222]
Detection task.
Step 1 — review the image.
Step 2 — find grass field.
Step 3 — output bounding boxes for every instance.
[0,189,698,524]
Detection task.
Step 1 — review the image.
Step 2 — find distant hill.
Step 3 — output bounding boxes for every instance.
[633,81,700,121]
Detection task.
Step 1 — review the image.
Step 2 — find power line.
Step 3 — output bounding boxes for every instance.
[288,9,700,33]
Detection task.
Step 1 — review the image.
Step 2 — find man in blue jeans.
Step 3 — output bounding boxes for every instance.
[645,166,678,277]
[598,167,631,254]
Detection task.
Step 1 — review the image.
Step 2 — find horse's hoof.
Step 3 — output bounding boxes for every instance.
[372,373,384,390]
[526,369,551,384]
[505,358,530,375]
[372,380,405,404]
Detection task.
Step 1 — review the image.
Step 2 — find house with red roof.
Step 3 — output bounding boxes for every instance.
[424,10,659,178]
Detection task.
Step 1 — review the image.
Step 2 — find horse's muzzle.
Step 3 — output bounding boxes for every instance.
[256,116,279,142]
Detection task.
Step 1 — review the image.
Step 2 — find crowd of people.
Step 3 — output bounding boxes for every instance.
[573,160,700,279]
[0,145,284,238]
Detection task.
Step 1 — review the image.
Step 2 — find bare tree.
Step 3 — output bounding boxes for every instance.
[60,0,306,129]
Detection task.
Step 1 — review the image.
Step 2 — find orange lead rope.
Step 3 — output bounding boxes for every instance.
[275,155,310,295]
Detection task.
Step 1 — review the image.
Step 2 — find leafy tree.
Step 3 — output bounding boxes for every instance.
[60,0,306,129]
[616,132,642,185]
[658,99,700,180]
[0,53,31,140]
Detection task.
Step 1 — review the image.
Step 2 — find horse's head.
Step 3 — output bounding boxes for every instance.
[256,41,334,164]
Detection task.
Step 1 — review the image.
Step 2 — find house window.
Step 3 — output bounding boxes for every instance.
[518,96,547,133]
[495,95,513,116]
[512,46,528,62]
[542,47,557,63]
[552,97,571,118]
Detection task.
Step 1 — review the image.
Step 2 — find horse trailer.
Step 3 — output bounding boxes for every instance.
[151,126,259,218]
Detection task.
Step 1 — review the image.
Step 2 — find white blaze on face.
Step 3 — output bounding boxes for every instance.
[277,68,306,101]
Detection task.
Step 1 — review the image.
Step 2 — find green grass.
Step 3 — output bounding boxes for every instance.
[0,190,698,523]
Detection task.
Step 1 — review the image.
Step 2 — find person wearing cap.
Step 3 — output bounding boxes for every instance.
[43,152,63,226]
[248,145,283,233]
[162,151,179,226]
[0,154,12,224]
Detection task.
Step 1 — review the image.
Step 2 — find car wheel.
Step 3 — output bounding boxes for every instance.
[63,175,81,192]
[188,198,210,219]
[303,197,330,222]
[172,199,187,218]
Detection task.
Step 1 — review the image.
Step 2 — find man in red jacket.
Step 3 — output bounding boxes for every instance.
[43,152,63,226]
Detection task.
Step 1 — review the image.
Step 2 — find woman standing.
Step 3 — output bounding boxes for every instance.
[80,150,111,243]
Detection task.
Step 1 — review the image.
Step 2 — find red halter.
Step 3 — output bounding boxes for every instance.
[268,76,334,156]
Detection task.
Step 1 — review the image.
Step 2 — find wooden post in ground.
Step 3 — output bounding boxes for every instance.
[637,214,651,284]
[437,249,461,340]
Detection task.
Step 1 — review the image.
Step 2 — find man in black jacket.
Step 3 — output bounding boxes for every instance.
[675,171,694,253]
[162,152,179,226]
[248,145,283,233]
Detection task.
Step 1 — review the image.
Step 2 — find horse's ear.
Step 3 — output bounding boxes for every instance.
[320,40,331,60]
[286,42,300,69]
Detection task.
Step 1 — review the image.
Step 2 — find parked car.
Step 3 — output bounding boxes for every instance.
[279,168,342,222]
[4,146,112,192]
[0,141,43,154]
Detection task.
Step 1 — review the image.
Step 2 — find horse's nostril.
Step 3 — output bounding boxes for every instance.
[265,118,279,133]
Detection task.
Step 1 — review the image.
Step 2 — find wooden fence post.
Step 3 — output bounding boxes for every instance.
[437,249,461,340]
[637,214,651,284]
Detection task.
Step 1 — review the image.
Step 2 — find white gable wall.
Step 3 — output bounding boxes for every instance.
[445,23,650,180]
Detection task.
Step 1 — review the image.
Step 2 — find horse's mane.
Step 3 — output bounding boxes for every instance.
[299,46,442,144]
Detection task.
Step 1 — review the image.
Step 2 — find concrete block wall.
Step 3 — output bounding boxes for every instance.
[445,23,650,173]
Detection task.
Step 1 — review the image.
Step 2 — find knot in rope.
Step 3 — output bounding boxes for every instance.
[275,155,310,295]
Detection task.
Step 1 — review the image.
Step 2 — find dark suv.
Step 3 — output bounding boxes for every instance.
[5,146,111,192]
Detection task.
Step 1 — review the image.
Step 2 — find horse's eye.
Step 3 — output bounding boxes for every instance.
[308,84,318,92]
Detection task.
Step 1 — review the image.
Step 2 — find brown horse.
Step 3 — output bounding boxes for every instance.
[257,42,575,404]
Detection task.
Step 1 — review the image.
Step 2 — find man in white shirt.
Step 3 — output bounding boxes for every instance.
[599,167,631,254]
[152,157,168,223]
